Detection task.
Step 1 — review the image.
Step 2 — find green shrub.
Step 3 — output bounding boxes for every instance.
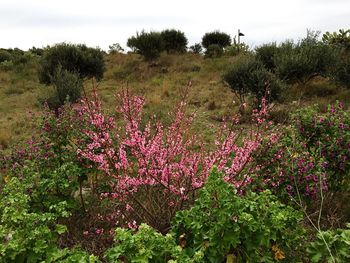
[105,168,304,262]
[161,29,188,53]
[204,44,223,58]
[255,42,279,71]
[223,55,283,104]
[189,43,202,54]
[0,49,11,63]
[39,43,105,85]
[127,31,164,61]
[172,168,304,262]
[224,43,250,56]
[332,53,350,88]
[105,224,197,262]
[274,35,339,84]
[201,31,231,49]
[29,47,44,56]
[307,223,350,262]
[322,29,350,51]
[47,66,83,108]
[108,43,124,54]
[0,177,69,262]
[0,175,100,263]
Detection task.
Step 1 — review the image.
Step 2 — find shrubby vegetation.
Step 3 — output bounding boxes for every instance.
[127,31,164,61]
[201,31,231,50]
[160,29,188,54]
[38,43,105,108]
[39,43,105,85]
[1,28,350,262]
[223,55,283,105]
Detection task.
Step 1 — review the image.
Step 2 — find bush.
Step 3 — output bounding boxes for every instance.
[223,55,283,104]
[160,29,188,53]
[29,46,44,56]
[204,44,223,58]
[274,35,339,84]
[0,177,69,262]
[255,42,279,71]
[224,43,250,56]
[108,43,124,54]
[77,88,270,233]
[39,43,105,85]
[322,29,350,51]
[256,102,350,202]
[332,53,350,88]
[172,168,304,262]
[47,66,84,108]
[189,43,202,54]
[105,169,304,262]
[0,49,11,63]
[127,31,164,61]
[105,224,195,262]
[307,223,350,262]
[201,31,231,49]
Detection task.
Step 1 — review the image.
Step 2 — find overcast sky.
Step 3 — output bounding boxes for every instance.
[1,0,349,51]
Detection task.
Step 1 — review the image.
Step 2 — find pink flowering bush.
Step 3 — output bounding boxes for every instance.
[76,85,271,232]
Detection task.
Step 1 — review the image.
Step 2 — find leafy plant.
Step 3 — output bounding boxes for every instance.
[161,29,188,54]
[127,31,164,61]
[274,33,339,84]
[77,85,271,233]
[188,43,202,54]
[46,66,84,108]
[202,31,231,49]
[223,55,283,105]
[323,29,350,51]
[307,223,350,262]
[171,167,305,262]
[204,44,223,58]
[39,43,105,85]
[105,224,199,262]
[0,177,69,262]
[255,42,279,71]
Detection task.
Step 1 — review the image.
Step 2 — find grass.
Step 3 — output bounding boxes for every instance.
[0,52,348,150]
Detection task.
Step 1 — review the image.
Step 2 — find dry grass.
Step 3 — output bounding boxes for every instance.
[0,52,347,150]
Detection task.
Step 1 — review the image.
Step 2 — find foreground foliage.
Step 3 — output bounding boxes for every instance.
[106,168,304,262]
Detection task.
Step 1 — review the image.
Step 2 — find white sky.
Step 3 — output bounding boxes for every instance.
[0,0,349,51]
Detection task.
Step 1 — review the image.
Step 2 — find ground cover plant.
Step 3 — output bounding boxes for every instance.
[0,29,350,262]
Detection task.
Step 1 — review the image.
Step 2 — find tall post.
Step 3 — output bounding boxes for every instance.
[237,29,240,53]
[238,29,241,46]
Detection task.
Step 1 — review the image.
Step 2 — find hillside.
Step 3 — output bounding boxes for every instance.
[1,51,349,151]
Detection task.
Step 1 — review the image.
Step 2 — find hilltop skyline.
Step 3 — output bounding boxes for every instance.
[1,0,349,51]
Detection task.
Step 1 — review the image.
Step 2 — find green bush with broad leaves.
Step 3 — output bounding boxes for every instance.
[105,224,201,263]
[307,223,350,262]
[105,168,305,262]
[0,176,69,262]
[172,168,305,263]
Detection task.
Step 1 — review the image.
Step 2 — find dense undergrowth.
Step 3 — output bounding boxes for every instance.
[0,29,350,262]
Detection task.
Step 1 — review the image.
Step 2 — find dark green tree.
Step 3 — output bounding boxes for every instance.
[160,29,188,53]
[39,43,105,85]
[127,31,164,61]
